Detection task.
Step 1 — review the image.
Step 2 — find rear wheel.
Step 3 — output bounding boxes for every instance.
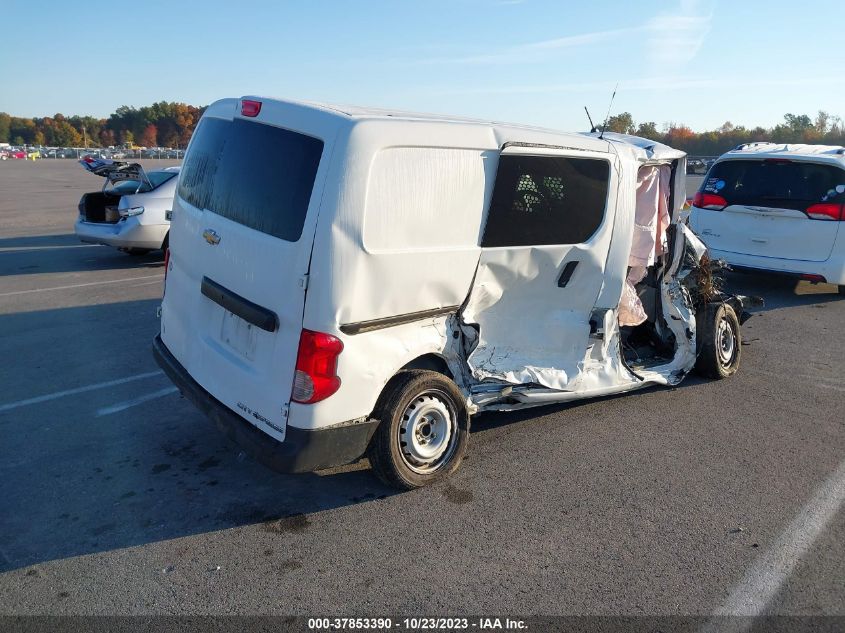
[695,303,741,379]
[367,370,469,490]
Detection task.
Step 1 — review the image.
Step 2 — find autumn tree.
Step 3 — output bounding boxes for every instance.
[140,124,159,147]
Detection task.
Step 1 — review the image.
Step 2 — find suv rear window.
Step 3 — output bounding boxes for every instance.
[702,159,845,211]
[178,117,323,242]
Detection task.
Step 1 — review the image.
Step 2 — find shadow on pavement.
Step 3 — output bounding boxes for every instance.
[0,234,164,277]
[1,265,840,573]
[722,270,842,312]
[0,299,394,573]
[0,234,81,249]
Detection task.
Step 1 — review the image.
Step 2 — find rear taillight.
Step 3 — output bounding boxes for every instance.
[241,99,262,117]
[801,273,827,283]
[805,203,844,221]
[692,192,728,210]
[291,330,343,404]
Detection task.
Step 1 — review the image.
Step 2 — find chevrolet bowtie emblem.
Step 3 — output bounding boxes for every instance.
[203,229,221,245]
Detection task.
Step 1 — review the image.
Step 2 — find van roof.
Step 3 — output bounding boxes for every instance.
[235,95,685,163]
[720,142,845,166]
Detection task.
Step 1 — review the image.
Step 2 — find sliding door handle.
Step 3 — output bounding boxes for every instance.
[557,261,579,287]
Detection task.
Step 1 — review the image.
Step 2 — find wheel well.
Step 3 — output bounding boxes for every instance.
[399,353,452,378]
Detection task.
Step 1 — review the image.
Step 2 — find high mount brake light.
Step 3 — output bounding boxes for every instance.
[241,100,262,117]
[805,203,844,221]
[692,191,728,210]
[291,330,343,404]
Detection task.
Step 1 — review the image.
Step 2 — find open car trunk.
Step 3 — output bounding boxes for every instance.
[78,191,123,223]
[77,156,151,224]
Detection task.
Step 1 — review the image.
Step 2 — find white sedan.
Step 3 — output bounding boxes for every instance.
[74,157,179,255]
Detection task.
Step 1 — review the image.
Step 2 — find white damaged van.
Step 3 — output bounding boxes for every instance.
[154,97,757,489]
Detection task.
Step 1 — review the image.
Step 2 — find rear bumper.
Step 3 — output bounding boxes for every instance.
[75,216,168,250]
[709,248,845,286]
[152,334,378,473]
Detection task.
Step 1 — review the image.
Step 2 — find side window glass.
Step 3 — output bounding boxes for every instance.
[482,155,610,247]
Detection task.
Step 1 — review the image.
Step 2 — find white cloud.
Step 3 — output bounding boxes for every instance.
[415,0,712,69]
[418,26,642,66]
[645,0,713,70]
[417,74,842,99]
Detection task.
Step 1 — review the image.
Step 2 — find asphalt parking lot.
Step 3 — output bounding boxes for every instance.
[0,160,842,617]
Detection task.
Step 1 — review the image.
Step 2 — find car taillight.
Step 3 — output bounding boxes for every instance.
[291,330,343,404]
[692,192,728,210]
[805,203,843,221]
[800,273,827,283]
[241,99,262,117]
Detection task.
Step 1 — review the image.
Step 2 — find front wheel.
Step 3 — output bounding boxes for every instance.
[694,303,741,379]
[367,370,469,490]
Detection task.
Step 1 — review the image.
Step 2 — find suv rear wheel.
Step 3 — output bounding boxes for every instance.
[695,303,741,379]
[367,370,469,490]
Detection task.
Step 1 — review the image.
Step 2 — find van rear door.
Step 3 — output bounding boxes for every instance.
[160,99,334,441]
[691,158,844,262]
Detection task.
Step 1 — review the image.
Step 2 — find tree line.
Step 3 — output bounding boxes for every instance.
[604,111,845,155]
[0,102,205,148]
[2,102,844,156]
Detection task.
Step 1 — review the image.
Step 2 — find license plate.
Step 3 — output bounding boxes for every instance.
[221,311,256,360]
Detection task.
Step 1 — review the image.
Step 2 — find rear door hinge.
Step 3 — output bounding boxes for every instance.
[298,274,309,291]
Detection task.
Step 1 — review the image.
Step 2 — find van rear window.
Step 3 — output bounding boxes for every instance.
[178,117,323,242]
[702,159,845,211]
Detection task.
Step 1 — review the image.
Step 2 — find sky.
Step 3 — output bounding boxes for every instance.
[1,0,844,132]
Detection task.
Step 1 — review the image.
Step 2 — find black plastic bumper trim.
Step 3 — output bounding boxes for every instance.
[201,276,278,332]
[152,335,378,473]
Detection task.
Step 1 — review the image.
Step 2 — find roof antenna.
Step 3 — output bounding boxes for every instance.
[598,82,618,139]
[584,106,597,133]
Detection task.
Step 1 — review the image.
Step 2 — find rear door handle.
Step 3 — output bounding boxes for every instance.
[557,260,579,287]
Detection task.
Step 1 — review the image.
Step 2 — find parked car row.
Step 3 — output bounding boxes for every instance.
[0,146,184,160]
[686,157,716,174]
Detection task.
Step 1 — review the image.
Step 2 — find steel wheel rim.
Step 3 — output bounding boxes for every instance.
[717,315,736,367]
[397,389,457,475]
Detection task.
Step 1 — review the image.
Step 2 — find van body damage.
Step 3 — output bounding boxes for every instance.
[154,97,759,484]
[449,134,757,413]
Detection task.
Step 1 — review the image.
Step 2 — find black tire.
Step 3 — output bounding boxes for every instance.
[125,248,152,256]
[694,303,741,379]
[367,370,470,490]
